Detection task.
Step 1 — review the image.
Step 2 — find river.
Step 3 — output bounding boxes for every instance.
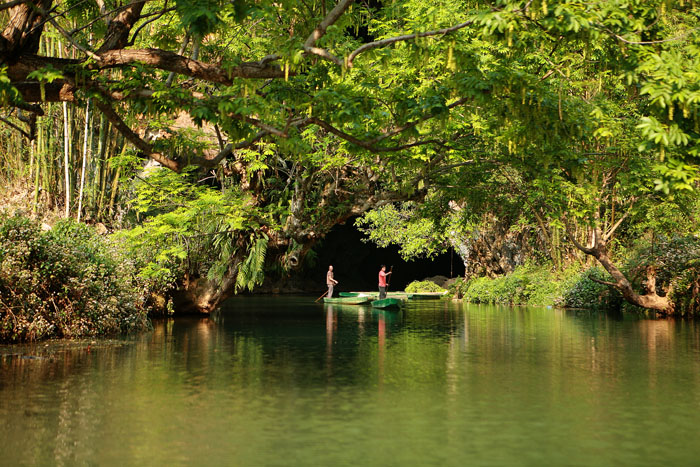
[2,296,700,465]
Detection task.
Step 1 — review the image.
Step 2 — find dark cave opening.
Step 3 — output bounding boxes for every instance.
[302,218,465,292]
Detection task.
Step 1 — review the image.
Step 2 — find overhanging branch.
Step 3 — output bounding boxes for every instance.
[97,48,286,82]
[0,115,31,139]
[346,18,478,68]
[304,0,354,48]
[94,98,181,172]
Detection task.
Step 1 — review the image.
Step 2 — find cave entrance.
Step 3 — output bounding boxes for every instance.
[304,218,465,292]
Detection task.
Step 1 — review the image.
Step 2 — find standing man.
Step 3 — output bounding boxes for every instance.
[378,265,392,299]
[326,265,338,298]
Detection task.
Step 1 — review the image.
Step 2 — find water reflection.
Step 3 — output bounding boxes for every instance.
[2,298,700,465]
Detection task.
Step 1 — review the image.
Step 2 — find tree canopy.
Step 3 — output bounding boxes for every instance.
[1,0,699,312]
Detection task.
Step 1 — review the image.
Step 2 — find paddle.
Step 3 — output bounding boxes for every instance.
[315,290,328,302]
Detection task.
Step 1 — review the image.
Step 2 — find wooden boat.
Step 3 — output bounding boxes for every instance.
[323,296,371,305]
[371,298,403,309]
[407,293,445,300]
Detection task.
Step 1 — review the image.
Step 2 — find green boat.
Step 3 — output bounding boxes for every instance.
[340,291,378,297]
[323,296,371,305]
[371,298,403,309]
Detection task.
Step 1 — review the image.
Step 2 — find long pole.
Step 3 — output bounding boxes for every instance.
[315,290,328,302]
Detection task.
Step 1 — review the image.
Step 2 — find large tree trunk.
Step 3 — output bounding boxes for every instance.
[174,266,240,314]
[1,0,52,62]
[568,224,674,313]
[594,249,672,312]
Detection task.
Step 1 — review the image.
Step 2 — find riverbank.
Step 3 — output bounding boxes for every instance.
[450,252,700,315]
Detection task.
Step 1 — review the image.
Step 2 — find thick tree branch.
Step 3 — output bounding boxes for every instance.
[96,1,146,53]
[97,48,286,82]
[0,0,28,13]
[1,0,52,62]
[10,100,44,116]
[0,115,31,138]
[12,80,76,102]
[302,46,343,66]
[94,98,181,172]
[304,0,354,48]
[346,18,478,68]
[69,1,148,36]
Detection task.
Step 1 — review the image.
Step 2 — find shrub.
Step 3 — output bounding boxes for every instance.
[405,280,447,293]
[460,264,560,306]
[0,214,150,342]
[448,277,472,298]
[560,266,621,309]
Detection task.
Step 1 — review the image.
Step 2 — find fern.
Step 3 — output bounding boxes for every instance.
[235,236,268,292]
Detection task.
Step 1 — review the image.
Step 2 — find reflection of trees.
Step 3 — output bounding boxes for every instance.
[4,299,700,465]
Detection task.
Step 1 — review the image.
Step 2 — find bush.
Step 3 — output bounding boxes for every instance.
[456,263,620,308]
[448,277,471,298]
[405,280,447,293]
[459,263,563,306]
[560,266,621,309]
[0,214,150,342]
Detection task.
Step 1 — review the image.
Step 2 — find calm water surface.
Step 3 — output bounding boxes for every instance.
[2,296,700,466]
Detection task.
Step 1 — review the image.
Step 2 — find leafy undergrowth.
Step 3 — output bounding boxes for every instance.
[405,280,447,293]
[0,214,150,342]
[448,262,617,308]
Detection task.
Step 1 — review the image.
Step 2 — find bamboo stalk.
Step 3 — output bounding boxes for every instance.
[59,41,71,218]
[77,98,91,221]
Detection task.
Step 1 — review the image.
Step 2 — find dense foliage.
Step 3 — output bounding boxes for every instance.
[0,215,149,342]
[1,0,699,314]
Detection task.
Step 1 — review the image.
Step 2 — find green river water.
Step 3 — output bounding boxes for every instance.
[2,296,700,466]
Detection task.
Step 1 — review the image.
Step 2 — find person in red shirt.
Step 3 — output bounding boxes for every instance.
[378,265,392,299]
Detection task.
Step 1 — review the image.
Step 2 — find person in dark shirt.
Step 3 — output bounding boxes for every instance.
[326,265,338,298]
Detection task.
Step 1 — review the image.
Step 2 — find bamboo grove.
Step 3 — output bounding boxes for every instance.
[0,27,133,222]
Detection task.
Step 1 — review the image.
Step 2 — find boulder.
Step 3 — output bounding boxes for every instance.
[423,275,450,287]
